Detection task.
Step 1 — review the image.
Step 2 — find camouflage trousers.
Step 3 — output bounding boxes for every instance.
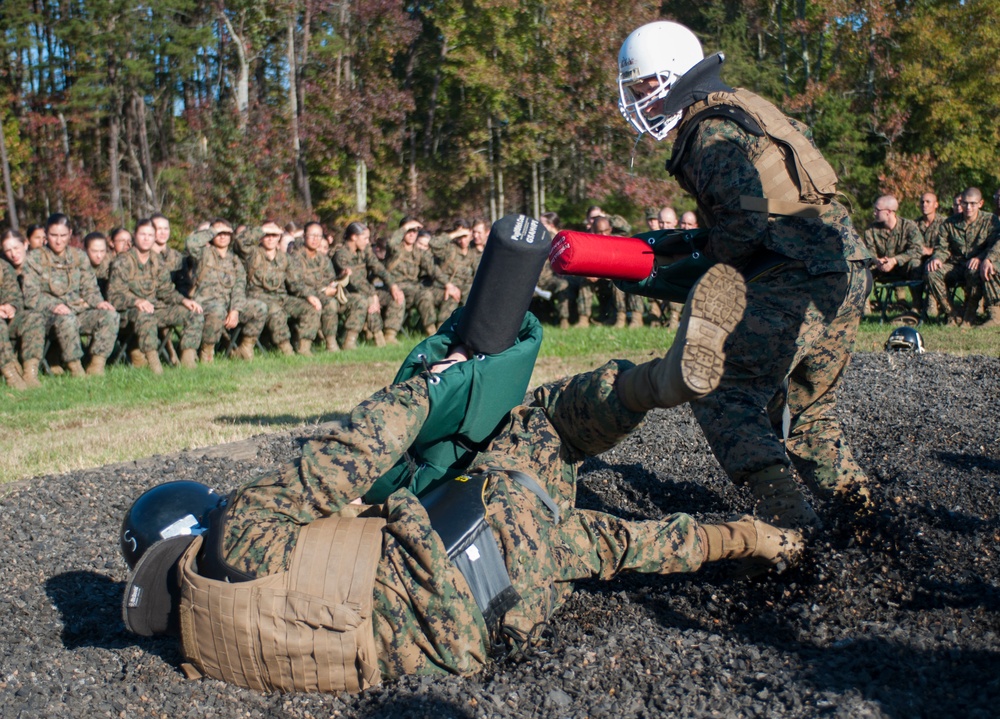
[252,293,320,344]
[537,274,572,321]
[314,295,340,340]
[123,305,206,353]
[691,260,870,494]
[197,297,267,345]
[2,310,46,363]
[46,307,120,361]
[612,285,645,317]
[926,260,1000,309]
[397,282,438,329]
[360,289,406,332]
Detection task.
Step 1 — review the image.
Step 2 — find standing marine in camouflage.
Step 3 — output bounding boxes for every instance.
[22,214,120,377]
[926,186,1000,326]
[287,221,345,352]
[121,326,803,692]
[109,218,205,374]
[616,22,872,527]
[234,222,319,356]
[186,220,267,362]
[0,230,44,387]
[332,222,405,348]
[385,222,459,335]
[863,194,925,313]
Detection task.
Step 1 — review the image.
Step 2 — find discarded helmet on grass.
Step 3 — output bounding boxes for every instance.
[885,326,924,353]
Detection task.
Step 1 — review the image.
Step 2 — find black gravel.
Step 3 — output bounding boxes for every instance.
[2,352,998,719]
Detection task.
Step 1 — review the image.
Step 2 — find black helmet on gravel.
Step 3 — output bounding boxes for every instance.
[885,326,924,353]
[120,481,222,636]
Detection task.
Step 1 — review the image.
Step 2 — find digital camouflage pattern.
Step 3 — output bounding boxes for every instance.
[0,260,45,365]
[186,230,267,344]
[385,244,445,329]
[233,228,319,344]
[155,245,192,298]
[287,250,341,339]
[916,215,945,252]
[220,360,709,679]
[108,249,205,352]
[863,217,925,280]
[929,211,1000,307]
[670,94,871,494]
[22,246,119,361]
[332,245,402,333]
[432,242,478,322]
[91,254,112,300]
[535,260,571,322]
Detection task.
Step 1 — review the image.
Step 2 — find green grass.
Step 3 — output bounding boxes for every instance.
[1,321,997,486]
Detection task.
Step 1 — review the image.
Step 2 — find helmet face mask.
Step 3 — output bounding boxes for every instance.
[617,21,704,141]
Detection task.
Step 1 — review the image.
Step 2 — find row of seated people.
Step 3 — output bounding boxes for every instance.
[863,187,1000,327]
[0,213,494,389]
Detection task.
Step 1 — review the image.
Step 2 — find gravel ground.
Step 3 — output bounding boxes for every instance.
[1,351,998,719]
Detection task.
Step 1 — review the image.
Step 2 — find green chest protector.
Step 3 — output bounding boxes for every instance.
[362,309,543,503]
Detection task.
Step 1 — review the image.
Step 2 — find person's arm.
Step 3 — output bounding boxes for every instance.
[896,223,924,266]
[185,229,213,262]
[680,119,770,269]
[108,255,143,310]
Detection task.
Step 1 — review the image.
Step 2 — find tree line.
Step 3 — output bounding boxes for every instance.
[0,0,996,237]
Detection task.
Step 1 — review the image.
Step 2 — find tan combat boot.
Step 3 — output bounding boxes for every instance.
[2,362,27,390]
[199,342,215,364]
[233,336,257,361]
[86,355,106,376]
[613,312,627,328]
[297,339,313,356]
[67,360,86,378]
[615,263,747,412]
[383,329,400,345]
[628,312,644,329]
[180,348,198,369]
[700,516,805,575]
[128,347,148,368]
[325,336,340,353]
[21,358,41,388]
[373,330,386,347]
[423,323,437,336]
[277,340,295,356]
[745,464,820,528]
[559,318,570,329]
[145,350,163,375]
[981,305,1000,328]
[574,315,590,328]
[342,331,359,350]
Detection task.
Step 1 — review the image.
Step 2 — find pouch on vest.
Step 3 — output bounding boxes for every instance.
[363,309,543,503]
[177,513,386,694]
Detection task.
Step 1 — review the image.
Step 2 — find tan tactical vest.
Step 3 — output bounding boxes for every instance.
[676,88,839,218]
[177,515,386,694]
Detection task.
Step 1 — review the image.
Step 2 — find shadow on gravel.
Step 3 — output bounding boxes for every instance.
[933,450,1000,475]
[215,411,347,427]
[355,695,474,719]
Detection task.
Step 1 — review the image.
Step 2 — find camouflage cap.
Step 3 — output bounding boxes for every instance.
[645,207,659,220]
[608,214,632,236]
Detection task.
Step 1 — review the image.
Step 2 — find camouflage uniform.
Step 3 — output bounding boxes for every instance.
[916,215,944,252]
[927,211,1000,309]
[669,89,871,494]
[1,260,45,365]
[156,245,192,298]
[431,242,478,323]
[186,230,267,346]
[22,246,120,361]
[862,217,925,282]
[108,249,205,353]
[234,228,319,345]
[332,245,402,334]
[385,244,445,330]
[287,250,341,341]
[91,255,113,300]
[535,260,572,323]
[220,360,708,679]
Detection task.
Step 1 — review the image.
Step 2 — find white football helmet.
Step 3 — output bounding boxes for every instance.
[618,21,704,140]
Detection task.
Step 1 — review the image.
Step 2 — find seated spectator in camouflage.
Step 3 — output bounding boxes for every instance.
[108,218,205,374]
[584,205,604,231]
[915,193,943,257]
[186,220,268,362]
[109,227,133,258]
[536,212,573,328]
[926,187,1000,326]
[385,221,458,336]
[0,231,44,389]
[430,221,478,325]
[287,221,345,352]
[84,232,112,300]
[25,224,46,252]
[234,222,320,356]
[386,216,423,251]
[863,195,925,313]
[22,214,119,378]
[333,222,405,349]
[470,218,489,273]
[151,213,191,298]
[658,207,678,230]
[415,230,431,253]
[645,208,661,231]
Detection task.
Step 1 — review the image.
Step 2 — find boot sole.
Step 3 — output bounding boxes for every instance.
[681,264,747,395]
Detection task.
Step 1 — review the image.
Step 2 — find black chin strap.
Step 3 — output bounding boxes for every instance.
[660,52,732,118]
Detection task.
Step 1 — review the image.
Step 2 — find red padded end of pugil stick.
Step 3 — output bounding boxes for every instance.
[548,230,654,281]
